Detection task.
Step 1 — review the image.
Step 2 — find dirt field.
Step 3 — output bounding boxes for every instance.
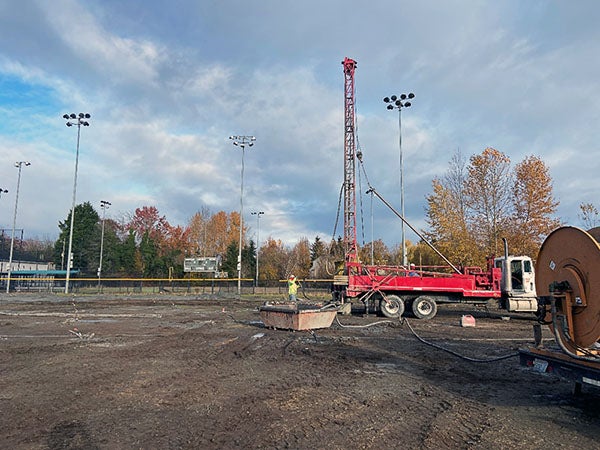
[1,293,599,449]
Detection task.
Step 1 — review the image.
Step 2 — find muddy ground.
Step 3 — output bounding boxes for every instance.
[1,293,599,449]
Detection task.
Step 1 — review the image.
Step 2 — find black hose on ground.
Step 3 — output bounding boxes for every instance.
[334,316,395,328]
[403,318,518,363]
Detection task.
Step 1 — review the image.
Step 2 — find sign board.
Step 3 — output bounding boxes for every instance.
[184,256,220,273]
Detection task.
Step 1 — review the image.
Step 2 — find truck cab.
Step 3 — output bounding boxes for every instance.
[494,255,537,312]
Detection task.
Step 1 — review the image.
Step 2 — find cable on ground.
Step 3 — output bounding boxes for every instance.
[403,317,518,363]
[335,316,395,328]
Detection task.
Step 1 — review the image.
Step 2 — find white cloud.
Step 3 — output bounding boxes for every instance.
[0,0,599,249]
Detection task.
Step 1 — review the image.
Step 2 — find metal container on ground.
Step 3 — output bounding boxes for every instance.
[259,303,337,330]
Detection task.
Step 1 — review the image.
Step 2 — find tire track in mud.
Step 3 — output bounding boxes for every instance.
[303,332,499,448]
[413,388,493,449]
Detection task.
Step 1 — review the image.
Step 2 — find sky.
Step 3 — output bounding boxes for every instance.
[0,0,599,251]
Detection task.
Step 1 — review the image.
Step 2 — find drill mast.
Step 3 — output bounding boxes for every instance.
[342,57,358,265]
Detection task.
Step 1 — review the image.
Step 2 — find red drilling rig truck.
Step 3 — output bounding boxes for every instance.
[331,57,537,319]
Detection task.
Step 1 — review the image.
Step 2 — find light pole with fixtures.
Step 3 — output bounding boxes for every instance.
[383,93,414,267]
[251,211,264,286]
[0,189,9,275]
[63,112,91,294]
[6,161,31,293]
[97,200,111,291]
[229,135,256,295]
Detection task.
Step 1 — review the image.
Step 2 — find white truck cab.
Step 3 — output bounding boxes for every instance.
[494,245,537,312]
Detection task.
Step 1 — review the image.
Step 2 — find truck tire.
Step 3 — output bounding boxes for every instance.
[380,294,404,318]
[412,296,438,320]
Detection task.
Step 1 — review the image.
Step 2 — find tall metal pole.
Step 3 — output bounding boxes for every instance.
[398,107,406,267]
[383,93,414,267]
[63,113,91,294]
[6,161,30,293]
[229,135,256,295]
[370,191,374,265]
[97,200,111,291]
[251,211,264,286]
[238,146,245,295]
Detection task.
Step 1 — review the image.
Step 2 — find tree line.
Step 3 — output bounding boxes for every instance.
[1,147,584,278]
[424,147,560,267]
[41,203,346,280]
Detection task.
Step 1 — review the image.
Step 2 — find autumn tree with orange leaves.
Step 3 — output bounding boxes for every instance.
[124,206,192,277]
[258,238,289,281]
[464,147,514,257]
[425,150,480,266]
[186,210,246,257]
[426,148,560,266]
[509,155,561,257]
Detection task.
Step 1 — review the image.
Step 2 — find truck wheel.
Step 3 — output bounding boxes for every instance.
[412,296,438,320]
[380,295,405,318]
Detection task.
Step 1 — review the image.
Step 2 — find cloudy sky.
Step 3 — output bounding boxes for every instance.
[0,0,599,249]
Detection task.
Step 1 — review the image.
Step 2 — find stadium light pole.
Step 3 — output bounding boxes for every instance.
[251,211,264,286]
[6,161,31,293]
[383,93,414,267]
[63,113,91,294]
[97,200,111,291]
[229,135,256,295]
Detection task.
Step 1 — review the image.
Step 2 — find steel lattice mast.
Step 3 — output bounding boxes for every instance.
[342,57,358,264]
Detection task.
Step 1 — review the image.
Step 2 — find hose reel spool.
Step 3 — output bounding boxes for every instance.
[536,226,600,357]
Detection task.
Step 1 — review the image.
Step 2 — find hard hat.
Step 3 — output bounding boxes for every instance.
[410,263,416,268]
[289,275,295,279]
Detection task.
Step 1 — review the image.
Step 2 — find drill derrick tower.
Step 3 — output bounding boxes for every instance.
[332,56,537,320]
[342,57,358,267]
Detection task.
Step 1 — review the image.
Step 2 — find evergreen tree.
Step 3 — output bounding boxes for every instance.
[310,236,326,262]
[140,230,162,277]
[242,240,256,279]
[54,202,100,275]
[118,229,138,276]
[98,219,120,276]
[221,241,239,278]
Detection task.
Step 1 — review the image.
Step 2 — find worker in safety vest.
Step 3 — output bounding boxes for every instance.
[288,275,300,302]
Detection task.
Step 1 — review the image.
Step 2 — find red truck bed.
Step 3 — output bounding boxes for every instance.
[345,264,501,300]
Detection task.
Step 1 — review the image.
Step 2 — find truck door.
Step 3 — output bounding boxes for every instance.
[510,259,524,291]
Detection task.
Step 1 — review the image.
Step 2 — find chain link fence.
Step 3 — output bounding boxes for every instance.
[0,276,334,299]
